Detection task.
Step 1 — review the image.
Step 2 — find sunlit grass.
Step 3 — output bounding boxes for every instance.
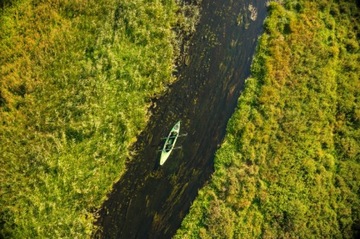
[0,0,200,237]
[175,0,360,238]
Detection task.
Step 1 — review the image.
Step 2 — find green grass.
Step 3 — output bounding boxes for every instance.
[175,0,360,238]
[0,0,200,237]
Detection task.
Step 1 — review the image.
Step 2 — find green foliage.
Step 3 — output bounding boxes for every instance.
[0,0,198,237]
[175,0,360,238]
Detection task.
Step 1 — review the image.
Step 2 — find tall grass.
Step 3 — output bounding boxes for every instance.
[0,0,200,237]
[175,0,360,238]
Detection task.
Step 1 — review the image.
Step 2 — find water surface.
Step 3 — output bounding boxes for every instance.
[95,0,267,238]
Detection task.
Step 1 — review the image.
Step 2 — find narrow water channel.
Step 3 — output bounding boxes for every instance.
[95,0,267,238]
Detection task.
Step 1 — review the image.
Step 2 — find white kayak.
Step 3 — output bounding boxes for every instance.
[159,121,180,165]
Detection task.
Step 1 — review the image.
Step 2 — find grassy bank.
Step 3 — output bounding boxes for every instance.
[0,0,199,237]
[175,0,360,238]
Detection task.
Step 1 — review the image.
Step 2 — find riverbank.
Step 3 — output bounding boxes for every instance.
[175,0,360,238]
[0,0,199,237]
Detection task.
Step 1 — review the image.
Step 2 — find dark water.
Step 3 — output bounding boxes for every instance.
[95,0,267,238]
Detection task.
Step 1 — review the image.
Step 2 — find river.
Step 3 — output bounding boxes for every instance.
[95,0,267,238]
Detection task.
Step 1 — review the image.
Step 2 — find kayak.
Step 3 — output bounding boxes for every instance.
[159,121,180,165]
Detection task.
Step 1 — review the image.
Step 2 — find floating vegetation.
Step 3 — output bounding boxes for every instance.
[248,4,258,21]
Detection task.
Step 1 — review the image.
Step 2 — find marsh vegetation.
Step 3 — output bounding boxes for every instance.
[0,0,200,237]
[175,0,360,238]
